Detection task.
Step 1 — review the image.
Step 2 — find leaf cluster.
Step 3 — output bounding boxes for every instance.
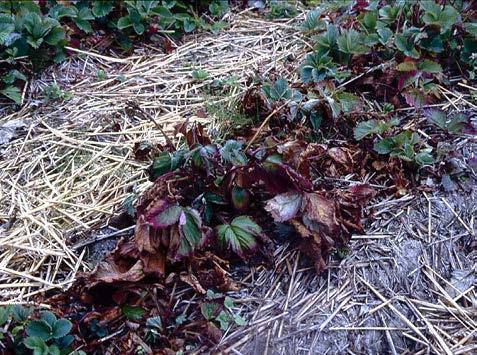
[0,0,228,103]
[0,306,83,355]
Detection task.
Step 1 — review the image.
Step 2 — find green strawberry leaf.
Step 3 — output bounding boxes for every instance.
[24,336,48,351]
[92,0,114,17]
[1,85,22,104]
[216,216,261,257]
[201,303,219,321]
[26,320,52,341]
[51,318,72,339]
[121,305,145,321]
[40,311,56,327]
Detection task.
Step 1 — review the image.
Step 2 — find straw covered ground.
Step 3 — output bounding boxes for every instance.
[0,13,306,304]
[0,11,476,355]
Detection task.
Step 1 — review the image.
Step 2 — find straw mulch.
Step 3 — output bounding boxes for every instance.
[220,151,476,353]
[0,10,475,355]
[0,13,306,304]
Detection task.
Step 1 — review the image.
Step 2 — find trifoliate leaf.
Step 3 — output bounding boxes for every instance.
[300,9,324,32]
[300,51,335,83]
[216,216,261,257]
[262,78,292,101]
[337,29,368,55]
[220,140,248,166]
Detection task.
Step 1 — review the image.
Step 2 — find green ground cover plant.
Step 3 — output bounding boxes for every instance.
[0,0,228,103]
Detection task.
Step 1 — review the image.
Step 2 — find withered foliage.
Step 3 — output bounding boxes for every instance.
[44,115,383,352]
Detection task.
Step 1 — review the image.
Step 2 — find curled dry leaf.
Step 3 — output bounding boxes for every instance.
[180,272,207,294]
[88,259,145,287]
[265,186,375,273]
[264,191,303,222]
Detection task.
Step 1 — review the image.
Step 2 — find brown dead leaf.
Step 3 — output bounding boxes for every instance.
[89,259,144,286]
[290,219,327,273]
[180,272,206,294]
[141,252,166,278]
[241,87,270,118]
[135,215,158,254]
[327,147,354,173]
[302,193,340,235]
[203,321,222,343]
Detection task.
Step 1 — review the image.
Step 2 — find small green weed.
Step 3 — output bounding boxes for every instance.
[42,83,72,103]
[200,290,245,330]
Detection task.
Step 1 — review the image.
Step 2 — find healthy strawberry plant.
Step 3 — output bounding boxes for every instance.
[288,1,476,168]
[0,306,83,355]
[0,0,229,104]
